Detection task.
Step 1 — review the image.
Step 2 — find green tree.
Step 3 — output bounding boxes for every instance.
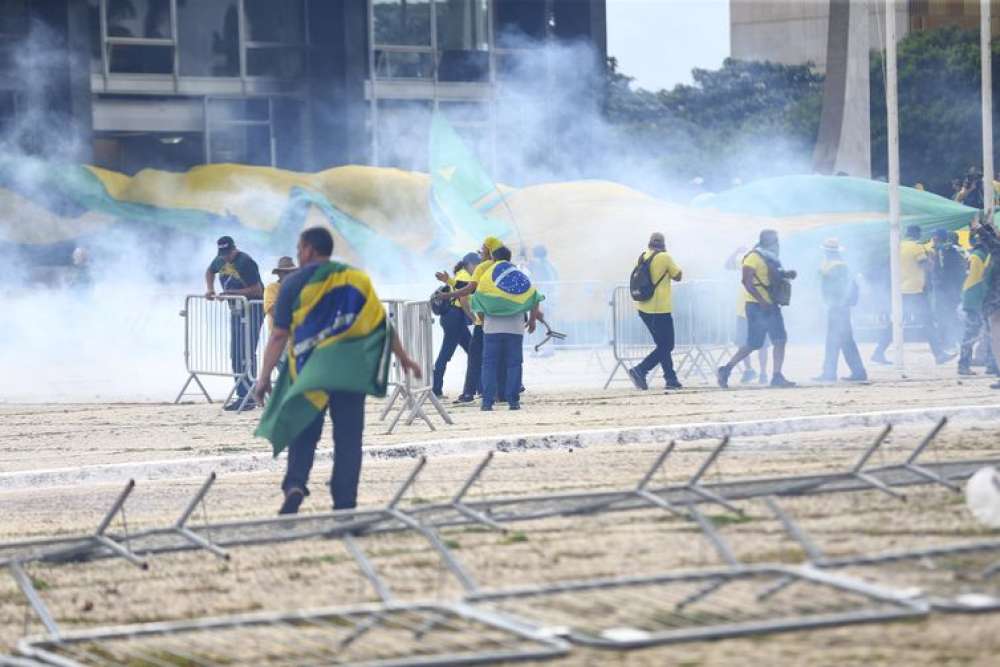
[606,57,824,191]
[870,25,995,195]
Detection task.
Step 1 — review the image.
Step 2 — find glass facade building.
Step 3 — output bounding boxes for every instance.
[0,0,606,175]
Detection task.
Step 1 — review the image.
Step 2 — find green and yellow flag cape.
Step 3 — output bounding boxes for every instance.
[255,262,391,456]
[470,260,544,317]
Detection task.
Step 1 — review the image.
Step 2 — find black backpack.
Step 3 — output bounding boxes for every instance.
[630,251,665,301]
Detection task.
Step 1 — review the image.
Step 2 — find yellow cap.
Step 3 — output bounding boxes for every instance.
[483,236,503,253]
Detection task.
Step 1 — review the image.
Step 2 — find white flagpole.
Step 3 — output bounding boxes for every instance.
[983,0,994,224]
[885,0,905,370]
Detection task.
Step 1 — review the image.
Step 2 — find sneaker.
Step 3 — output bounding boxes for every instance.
[739,369,758,384]
[841,375,869,382]
[628,367,649,391]
[665,378,683,390]
[223,399,243,411]
[870,353,891,365]
[237,399,257,412]
[716,366,732,389]
[758,373,769,385]
[453,394,475,404]
[509,403,521,411]
[992,381,1000,390]
[958,366,977,376]
[770,373,796,388]
[935,352,958,365]
[481,404,494,412]
[279,488,305,515]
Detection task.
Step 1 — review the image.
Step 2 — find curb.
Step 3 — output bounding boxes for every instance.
[3,403,999,492]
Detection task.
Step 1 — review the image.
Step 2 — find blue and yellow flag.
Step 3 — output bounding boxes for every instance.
[255,262,391,456]
[470,260,544,317]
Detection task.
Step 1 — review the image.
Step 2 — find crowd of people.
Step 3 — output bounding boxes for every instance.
[199,212,1000,516]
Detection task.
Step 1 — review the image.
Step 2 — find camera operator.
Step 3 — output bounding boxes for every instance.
[717,229,797,389]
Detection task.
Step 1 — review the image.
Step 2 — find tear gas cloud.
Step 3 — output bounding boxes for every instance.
[1,24,854,402]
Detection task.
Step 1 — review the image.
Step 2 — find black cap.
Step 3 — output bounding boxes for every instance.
[217,236,235,256]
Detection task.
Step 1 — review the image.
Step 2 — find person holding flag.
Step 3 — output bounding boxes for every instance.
[253,227,422,515]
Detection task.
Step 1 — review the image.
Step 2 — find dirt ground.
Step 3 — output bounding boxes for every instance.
[2,346,1000,665]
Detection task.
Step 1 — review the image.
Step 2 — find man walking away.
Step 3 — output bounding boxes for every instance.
[431,253,478,397]
[814,238,867,383]
[472,246,543,411]
[717,229,797,389]
[206,236,264,411]
[959,229,995,375]
[872,225,954,365]
[628,232,683,391]
[253,227,422,514]
[931,229,967,350]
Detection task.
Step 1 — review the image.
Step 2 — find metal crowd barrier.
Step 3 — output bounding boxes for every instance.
[605,281,736,388]
[174,295,264,410]
[380,300,453,434]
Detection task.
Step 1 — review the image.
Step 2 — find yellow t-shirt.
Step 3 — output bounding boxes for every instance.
[636,250,681,314]
[899,239,928,294]
[263,281,281,328]
[741,251,773,306]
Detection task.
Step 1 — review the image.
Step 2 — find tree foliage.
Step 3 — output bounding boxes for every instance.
[870,25,997,195]
[606,57,824,192]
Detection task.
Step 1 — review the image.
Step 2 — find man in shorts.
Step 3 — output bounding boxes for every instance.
[717,230,797,389]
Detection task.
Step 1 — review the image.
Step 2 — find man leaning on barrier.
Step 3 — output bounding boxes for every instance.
[253,227,422,515]
[205,235,265,411]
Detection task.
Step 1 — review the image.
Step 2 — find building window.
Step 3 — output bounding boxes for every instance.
[207,97,274,166]
[105,0,174,74]
[495,0,548,47]
[178,0,239,77]
[373,0,432,46]
[436,0,489,82]
[243,0,306,78]
[376,98,432,170]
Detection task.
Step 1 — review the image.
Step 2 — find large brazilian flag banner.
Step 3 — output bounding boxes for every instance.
[256,262,391,457]
[471,260,545,317]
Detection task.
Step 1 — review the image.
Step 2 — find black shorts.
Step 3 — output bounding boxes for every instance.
[745,302,787,350]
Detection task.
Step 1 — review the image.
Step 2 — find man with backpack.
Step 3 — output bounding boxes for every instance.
[628,232,684,391]
[813,238,867,383]
[717,229,797,389]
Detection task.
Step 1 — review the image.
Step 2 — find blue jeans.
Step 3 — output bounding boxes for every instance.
[481,333,523,408]
[281,391,366,510]
[433,307,471,395]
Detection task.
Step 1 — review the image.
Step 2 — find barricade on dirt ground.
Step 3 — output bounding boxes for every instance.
[381,300,453,434]
[605,281,736,388]
[174,295,263,410]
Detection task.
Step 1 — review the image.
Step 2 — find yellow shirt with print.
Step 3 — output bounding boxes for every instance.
[636,250,682,314]
[741,251,773,306]
[899,239,928,294]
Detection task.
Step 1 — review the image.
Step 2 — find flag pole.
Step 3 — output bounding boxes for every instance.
[885,0,905,370]
[983,0,994,225]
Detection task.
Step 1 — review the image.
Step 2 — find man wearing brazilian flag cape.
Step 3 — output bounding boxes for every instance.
[253,227,422,515]
[442,243,545,411]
